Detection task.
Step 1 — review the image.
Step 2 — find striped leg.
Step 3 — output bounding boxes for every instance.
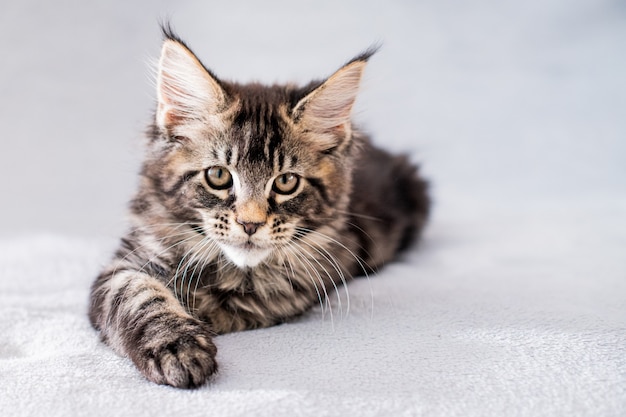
[89,269,217,388]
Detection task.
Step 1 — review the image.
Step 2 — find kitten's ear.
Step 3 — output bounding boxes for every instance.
[156,37,226,130]
[292,49,375,150]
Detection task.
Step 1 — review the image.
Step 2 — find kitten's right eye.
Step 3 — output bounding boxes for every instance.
[205,166,233,190]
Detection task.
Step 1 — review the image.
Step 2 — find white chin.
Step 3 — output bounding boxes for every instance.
[221,245,272,268]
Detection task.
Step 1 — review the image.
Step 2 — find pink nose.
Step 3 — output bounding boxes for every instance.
[237,220,264,236]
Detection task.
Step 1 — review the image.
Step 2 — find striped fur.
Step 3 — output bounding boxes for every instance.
[88,27,430,388]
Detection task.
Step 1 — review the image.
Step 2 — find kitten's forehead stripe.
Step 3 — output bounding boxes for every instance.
[277,152,285,172]
[232,87,287,166]
[269,117,284,171]
[225,148,233,165]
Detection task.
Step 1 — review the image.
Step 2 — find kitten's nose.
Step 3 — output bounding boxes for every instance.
[235,199,267,235]
[237,219,264,236]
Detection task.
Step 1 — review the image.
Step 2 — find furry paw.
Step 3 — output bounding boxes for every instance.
[132,320,218,388]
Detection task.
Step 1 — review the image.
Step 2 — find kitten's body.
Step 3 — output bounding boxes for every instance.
[89,28,429,388]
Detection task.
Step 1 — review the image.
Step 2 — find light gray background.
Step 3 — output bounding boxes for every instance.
[2,0,624,238]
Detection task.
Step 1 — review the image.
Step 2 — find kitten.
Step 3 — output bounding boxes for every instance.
[89,26,430,388]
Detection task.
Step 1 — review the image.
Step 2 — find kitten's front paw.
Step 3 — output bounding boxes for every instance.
[134,320,218,389]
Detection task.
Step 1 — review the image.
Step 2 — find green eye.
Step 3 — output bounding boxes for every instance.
[273,173,300,195]
[205,166,233,190]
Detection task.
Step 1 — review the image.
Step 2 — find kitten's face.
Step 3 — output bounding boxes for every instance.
[156,102,351,268]
[144,36,371,268]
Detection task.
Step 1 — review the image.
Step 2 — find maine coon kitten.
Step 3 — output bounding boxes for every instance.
[89,27,430,389]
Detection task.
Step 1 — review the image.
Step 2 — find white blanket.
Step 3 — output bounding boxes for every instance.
[1,0,625,415]
[1,197,624,416]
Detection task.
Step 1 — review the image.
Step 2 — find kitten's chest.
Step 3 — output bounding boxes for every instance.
[172,260,320,333]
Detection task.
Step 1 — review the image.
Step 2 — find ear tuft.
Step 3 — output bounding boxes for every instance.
[160,20,184,44]
[156,35,226,130]
[344,44,380,67]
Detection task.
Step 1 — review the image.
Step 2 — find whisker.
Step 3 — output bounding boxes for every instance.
[173,232,220,307]
[291,235,350,317]
[188,238,220,312]
[296,226,374,277]
[335,209,382,222]
[110,222,193,278]
[110,225,200,331]
[172,234,209,304]
[296,226,375,318]
[280,243,328,321]
[282,241,335,328]
[273,245,296,293]
[290,237,348,319]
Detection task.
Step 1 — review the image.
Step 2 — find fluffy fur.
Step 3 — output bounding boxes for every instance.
[89,26,430,388]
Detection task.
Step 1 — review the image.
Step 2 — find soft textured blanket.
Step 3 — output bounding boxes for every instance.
[1,0,625,415]
[1,198,624,417]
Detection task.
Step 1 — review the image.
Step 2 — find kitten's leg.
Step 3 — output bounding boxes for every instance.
[89,269,217,388]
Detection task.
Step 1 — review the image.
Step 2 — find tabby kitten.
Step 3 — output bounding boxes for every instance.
[89,27,429,389]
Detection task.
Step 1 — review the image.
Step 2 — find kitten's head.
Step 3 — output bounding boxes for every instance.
[139,28,374,269]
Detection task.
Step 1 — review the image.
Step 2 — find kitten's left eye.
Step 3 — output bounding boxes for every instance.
[205,166,233,190]
[273,173,300,195]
